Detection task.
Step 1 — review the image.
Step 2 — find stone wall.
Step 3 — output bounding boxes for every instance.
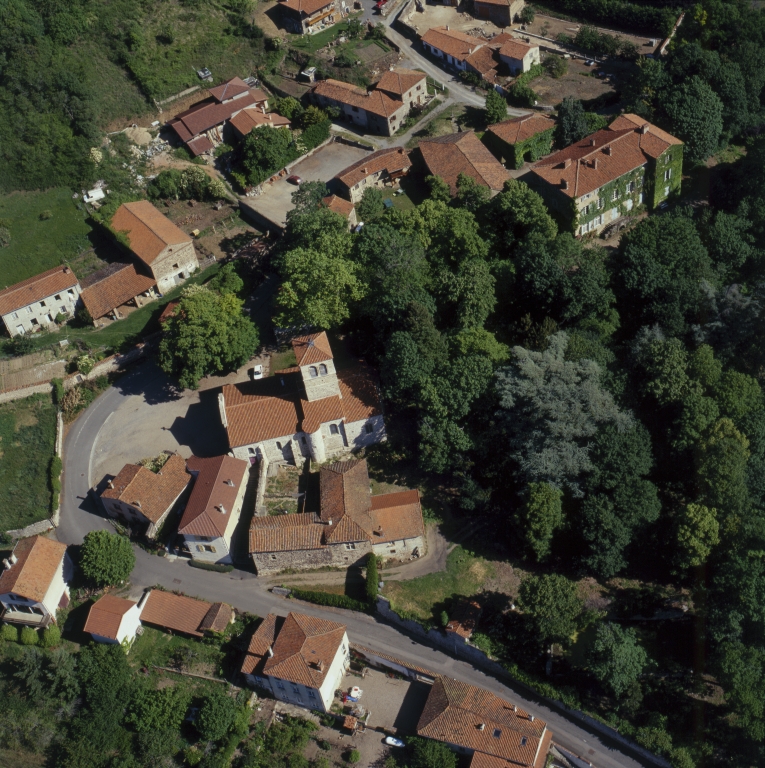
[345,414,386,452]
[252,540,370,575]
[372,533,424,560]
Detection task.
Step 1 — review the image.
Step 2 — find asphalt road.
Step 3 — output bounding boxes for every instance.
[58,363,653,768]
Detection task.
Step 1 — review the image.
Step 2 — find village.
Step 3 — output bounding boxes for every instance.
[0,0,706,766]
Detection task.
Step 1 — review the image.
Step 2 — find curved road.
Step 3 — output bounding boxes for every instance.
[60,366,648,768]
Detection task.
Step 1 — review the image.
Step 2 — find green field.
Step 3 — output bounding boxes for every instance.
[0,189,95,287]
[0,393,57,532]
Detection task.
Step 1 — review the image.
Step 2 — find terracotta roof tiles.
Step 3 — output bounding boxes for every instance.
[311,78,405,118]
[140,590,230,637]
[249,513,325,553]
[168,89,265,142]
[293,331,334,366]
[337,364,383,423]
[83,594,136,640]
[111,201,192,267]
[208,77,252,103]
[179,455,249,538]
[333,147,412,190]
[302,395,346,434]
[499,39,535,60]
[80,263,156,320]
[486,114,555,144]
[369,489,425,544]
[322,195,355,218]
[422,26,485,61]
[418,131,510,195]
[242,613,283,674]
[101,454,191,523]
[229,108,291,138]
[376,69,427,97]
[187,136,214,156]
[198,602,232,632]
[0,266,79,318]
[0,536,68,603]
[280,0,335,14]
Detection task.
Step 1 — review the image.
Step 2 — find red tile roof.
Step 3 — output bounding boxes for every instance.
[168,87,266,142]
[499,39,535,60]
[445,598,482,639]
[322,195,355,218]
[249,513,325,553]
[311,78,405,119]
[486,114,555,143]
[198,602,232,632]
[333,147,412,190]
[80,263,156,320]
[111,201,192,267]
[369,489,425,544]
[320,460,371,524]
[465,46,501,81]
[229,108,291,138]
[422,26,485,61]
[187,136,214,156]
[208,77,252,103]
[418,131,510,195]
[376,69,427,97]
[83,594,136,640]
[140,590,231,637]
[530,114,681,199]
[280,0,335,14]
[418,677,548,768]
[302,395,346,434]
[0,536,68,603]
[179,455,250,538]
[101,454,191,524]
[293,331,334,367]
[242,612,282,674]
[0,266,79,318]
[263,612,346,688]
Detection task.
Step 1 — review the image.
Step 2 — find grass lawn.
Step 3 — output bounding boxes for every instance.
[0,750,46,767]
[404,103,463,149]
[129,625,225,676]
[383,546,494,625]
[289,18,362,53]
[0,189,95,287]
[269,347,298,373]
[28,263,221,355]
[0,393,57,531]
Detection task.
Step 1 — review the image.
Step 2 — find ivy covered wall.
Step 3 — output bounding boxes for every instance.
[483,128,555,170]
[646,144,684,209]
[574,165,647,235]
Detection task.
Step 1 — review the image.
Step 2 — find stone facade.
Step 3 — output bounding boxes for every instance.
[150,241,199,293]
[301,357,340,402]
[252,540,371,575]
[371,533,425,559]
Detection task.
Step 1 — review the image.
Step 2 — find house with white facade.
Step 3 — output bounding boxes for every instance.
[219,332,386,466]
[497,38,541,75]
[0,266,81,337]
[83,592,147,649]
[421,26,486,71]
[100,454,193,539]
[241,611,350,712]
[0,536,71,628]
[178,454,250,565]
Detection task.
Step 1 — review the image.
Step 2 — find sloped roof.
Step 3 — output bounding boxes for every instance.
[0,266,79,318]
[311,78,404,119]
[418,131,510,195]
[229,108,291,138]
[499,39,535,60]
[80,263,156,320]
[322,195,355,218]
[486,114,555,145]
[140,590,231,637]
[320,460,371,523]
[101,454,191,523]
[417,678,547,768]
[293,331,334,367]
[280,0,334,14]
[242,612,283,674]
[198,602,232,632]
[0,536,68,603]
[208,77,251,103]
[263,612,346,688]
[83,594,136,640]
[376,69,427,97]
[465,45,501,81]
[111,201,191,267]
[445,598,482,639]
[369,489,424,544]
[334,147,412,190]
[178,455,250,538]
[421,26,485,61]
[187,136,214,156]
[530,115,681,199]
[302,395,346,434]
[249,513,325,554]
[168,89,265,142]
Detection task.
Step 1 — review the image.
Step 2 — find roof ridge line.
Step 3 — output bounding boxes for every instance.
[124,203,183,245]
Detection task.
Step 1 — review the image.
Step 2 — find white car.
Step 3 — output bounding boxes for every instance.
[251,365,264,380]
[385,737,405,748]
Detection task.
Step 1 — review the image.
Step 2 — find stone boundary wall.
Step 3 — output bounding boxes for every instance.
[254,455,270,516]
[375,597,672,768]
[156,85,201,107]
[0,381,53,405]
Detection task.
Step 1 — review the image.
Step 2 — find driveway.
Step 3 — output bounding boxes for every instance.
[58,364,655,768]
[241,142,371,228]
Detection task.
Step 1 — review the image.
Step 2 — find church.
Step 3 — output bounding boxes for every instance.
[218,332,386,465]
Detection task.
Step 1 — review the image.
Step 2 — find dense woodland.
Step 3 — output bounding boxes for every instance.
[4,0,765,766]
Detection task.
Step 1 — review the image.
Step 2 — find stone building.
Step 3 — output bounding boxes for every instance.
[249,458,426,574]
[219,332,386,466]
[79,263,158,324]
[0,266,81,337]
[0,536,72,628]
[100,454,192,539]
[527,114,683,237]
[278,0,341,35]
[309,69,427,136]
[497,38,540,75]
[331,147,412,204]
[322,195,358,229]
[473,0,525,27]
[421,26,486,72]
[482,114,555,169]
[111,201,200,294]
[177,454,250,565]
[241,611,350,712]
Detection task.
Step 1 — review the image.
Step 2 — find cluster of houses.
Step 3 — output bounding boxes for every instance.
[0,535,552,768]
[0,200,200,337]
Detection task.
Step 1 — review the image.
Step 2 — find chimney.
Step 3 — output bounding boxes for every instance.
[604,146,612,155]
[478,723,486,731]
[218,505,227,514]
[63,266,70,274]
[316,659,324,671]
[563,158,571,169]
[107,480,114,489]
[328,518,333,526]
[446,24,449,30]
[375,525,384,536]
[267,646,274,657]
[513,705,518,712]
[9,554,17,565]
[592,158,598,169]
[530,715,535,722]
[590,138,596,146]
[226,479,235,487]
[134,500,142,508]
[640,123,650,134]
[2,559,11,571]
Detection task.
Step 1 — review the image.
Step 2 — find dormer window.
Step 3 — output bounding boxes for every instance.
[319,363,328,376]
[493,729,502,738]
[309,366,318,378]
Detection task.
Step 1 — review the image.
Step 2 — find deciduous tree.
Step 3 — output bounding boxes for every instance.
[664,75,723,165]
[517,573,582,645]
[588,623,648,697]
[676,503,720,568]
[556,97,588,147]
[517,482,563,561]
[484,88,508,124]
[80,530,135,587]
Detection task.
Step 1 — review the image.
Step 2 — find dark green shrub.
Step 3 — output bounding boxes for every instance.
[1,623,18,642]
[41,624,61,648]
[302,119,331,152]
[288,588,370,612]
[346,750,360,764]
[365,553,378,601]
[20,626,39,646]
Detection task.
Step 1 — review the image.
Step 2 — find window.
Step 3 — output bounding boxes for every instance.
[664,185,670,197]
[271,554,278,560]
[611,207,618,220]
[172,263,179,269]
[54,294,61,301]
[196,545,204,552]
[31,318,39,326]
[60,306,66,315]
[664,153,670,165]
[582,204,591,216]
[307,689,315,698]
[352,106,358,112]
[12,312,18,319]
[204,545,216,553]
[248,447,256,455]
[292,686,300,694]
[319,363,328,376]
[625,198,633,212]
[68,289,75,297]
[493,729,502,738]
[664,168,672,181]
[612,189,619,201]
[627,181,635,193]
[39,300,46,308]
[597,198,604,209]
[27,307,33,314]
[342,644,347,653]
[365,423,373,434]
[276,681,284,689]
[276,442,282,450]
[345,543,356,550]
[309,366,318,378]
[582,193,591,200]
[301,436,307,444]
[520,737,528,746]
[329,424,339,435]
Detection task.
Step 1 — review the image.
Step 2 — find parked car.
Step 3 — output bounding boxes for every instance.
[250,364,264,380]
[385,737,405,748]
[287,175,303,185]
[375,0,388,10]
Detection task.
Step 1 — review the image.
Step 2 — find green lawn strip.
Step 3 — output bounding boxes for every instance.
[383,546,493,625]
[288,18,363,53]
[129,626,225,675]
[0,393,57,531]
[269,347,298,372]
[29,263,221,354]
[0,189,95,286]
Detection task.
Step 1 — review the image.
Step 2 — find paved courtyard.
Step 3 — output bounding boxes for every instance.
[241,142,371,229]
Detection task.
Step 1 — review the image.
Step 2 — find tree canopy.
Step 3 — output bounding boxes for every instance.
[80,530,135,587]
